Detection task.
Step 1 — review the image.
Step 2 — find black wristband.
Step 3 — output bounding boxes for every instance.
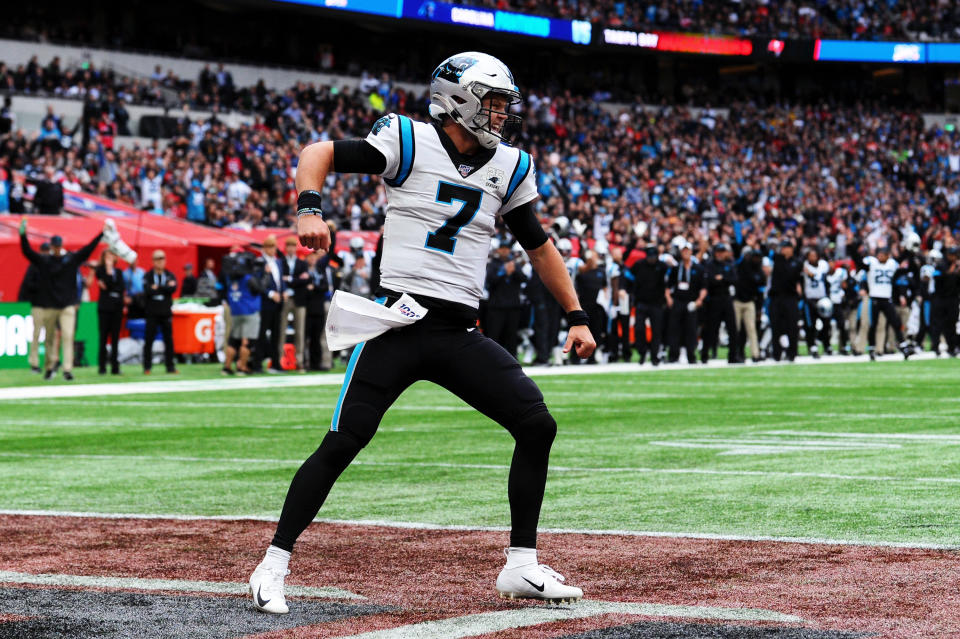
[566,310,589,326]
[297,190,323,211]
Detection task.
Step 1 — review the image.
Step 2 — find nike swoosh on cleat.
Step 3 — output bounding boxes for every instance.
[522,577,545,592]
[255,585,271,608]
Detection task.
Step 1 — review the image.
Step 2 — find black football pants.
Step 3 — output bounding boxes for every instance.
[868,297,904,350]
[272,314,556,552]
[770,295,799,361]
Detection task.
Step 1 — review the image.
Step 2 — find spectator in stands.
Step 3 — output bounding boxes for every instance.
[19,219,104,380]
[142,249,178,374]
[33,165,63,214]
[95,248,125,375]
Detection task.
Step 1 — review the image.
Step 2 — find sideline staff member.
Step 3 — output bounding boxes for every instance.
[142,249,178,374]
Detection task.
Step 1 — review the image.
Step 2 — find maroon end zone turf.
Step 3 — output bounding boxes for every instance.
[0,515,957,638]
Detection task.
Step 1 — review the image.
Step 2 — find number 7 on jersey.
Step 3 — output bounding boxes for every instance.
[425,181,483,254]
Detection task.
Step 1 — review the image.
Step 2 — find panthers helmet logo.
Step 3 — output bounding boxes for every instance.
[432,56,478,83]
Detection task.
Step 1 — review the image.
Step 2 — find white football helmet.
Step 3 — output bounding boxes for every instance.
[816,297,834,319]
[429,52,521,149]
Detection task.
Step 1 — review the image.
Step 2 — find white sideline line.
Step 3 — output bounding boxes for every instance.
[0,570,363,599]
[0,509,956,551]
[0,351,938,401]
[2,451,959,484]
[337,600,803,639]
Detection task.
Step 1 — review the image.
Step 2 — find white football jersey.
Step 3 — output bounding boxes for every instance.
[827,267,847,304]
[863,256,897,299]
[802,259,830,299]
[365,113,538,308]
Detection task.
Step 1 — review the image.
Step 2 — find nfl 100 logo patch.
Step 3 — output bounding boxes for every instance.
[485,167,505,191]
[457,164,474,178]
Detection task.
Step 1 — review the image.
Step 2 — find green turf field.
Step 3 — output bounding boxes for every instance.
[0,360,958,546]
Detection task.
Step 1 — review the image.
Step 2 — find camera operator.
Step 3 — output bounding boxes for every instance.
[222,250,268,375]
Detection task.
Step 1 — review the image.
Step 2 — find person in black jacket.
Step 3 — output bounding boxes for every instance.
[769,240,803,361]
[701,243,738,364]
[526,263,562,366]
[485,241,528,359]
[33,165,64,215]
[931,248,960,356]
[180,264,198,297]
[20,219,104,380]
[665,243,706,364]
[574,250,606,364]
[303,251,331,371]
[734,249,765,362]
[95,249,126,375]
[142,250,178,374]
[630,243,668,365]
[18,241,55,374]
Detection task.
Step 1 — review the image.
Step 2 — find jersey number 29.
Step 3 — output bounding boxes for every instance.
[425,182,483,254]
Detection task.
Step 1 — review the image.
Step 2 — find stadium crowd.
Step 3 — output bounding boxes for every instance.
[6,55,960,374]
[464,0,960,42]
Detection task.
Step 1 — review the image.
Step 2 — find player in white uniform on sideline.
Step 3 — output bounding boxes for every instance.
[248,52,595,614]
[862,246,913,360]
[801,248,832,357]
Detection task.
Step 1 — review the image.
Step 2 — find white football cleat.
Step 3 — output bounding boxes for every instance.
[496,551,583,604]
[249,562,290,614]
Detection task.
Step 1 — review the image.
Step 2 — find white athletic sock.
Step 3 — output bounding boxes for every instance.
[262,545,291,572]
[504,546,537,569]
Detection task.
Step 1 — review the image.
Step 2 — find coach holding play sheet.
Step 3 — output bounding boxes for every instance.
[19,218,103,381]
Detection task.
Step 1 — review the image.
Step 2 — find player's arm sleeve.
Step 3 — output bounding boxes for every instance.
[333,140,386,175]
[503,201,548,250]
[499,151,538,215]
[362,113,402,179]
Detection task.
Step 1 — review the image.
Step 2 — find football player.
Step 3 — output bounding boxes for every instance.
[248,52,594,613]
[861,245,913,360]
[801,248,831,358]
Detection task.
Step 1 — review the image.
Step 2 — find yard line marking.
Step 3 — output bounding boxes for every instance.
[2,451,959,484]
[336,600,803,639]
[4,399,472,411]
[764,430,960,441]
[656,438,904,448]
[0,570,363,599]
[1,509,955,550]
[649,441,903,454]
[0,351,938,401]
